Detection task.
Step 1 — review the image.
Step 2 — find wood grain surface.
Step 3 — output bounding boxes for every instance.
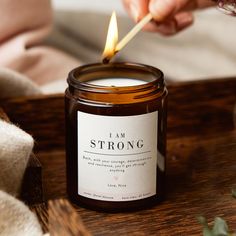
[48,199,92,236]
[20,154,44,205]
[0,107,10,122]
[30,203,48,233]
[1,78,236,235]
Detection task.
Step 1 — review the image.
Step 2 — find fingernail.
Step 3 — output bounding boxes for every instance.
[130,1,140,22]
[150,0,175,21]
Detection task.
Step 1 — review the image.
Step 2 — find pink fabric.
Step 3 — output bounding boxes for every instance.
[0,0,79,85]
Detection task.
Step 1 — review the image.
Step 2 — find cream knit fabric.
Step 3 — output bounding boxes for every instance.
[0,67,43,235]
[0,119,34,196]
[0,191,43,236]
[0,67,41,99]
[0,67,41,196]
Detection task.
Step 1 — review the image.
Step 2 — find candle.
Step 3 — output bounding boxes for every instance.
[65,63,168,211]
[87,77,147,87]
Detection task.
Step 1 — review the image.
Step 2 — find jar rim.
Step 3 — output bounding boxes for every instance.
[68,62,164,94]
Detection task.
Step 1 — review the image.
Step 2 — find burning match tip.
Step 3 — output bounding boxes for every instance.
[102,57,111,64]
[102,51,118,64]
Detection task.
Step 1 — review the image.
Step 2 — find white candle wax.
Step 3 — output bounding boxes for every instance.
[87,78,147,87]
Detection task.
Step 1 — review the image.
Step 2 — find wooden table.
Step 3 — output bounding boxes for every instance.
[1,78,236,235]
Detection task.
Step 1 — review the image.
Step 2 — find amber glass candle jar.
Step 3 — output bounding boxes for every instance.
[65,63,168,212]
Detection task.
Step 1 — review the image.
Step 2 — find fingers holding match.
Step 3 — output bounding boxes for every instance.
[123,0,214,35]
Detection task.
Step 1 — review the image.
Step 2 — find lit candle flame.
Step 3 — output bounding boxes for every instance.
[102,11,118,63]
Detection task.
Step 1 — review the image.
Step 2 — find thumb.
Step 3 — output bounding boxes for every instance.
[149,0,194,21]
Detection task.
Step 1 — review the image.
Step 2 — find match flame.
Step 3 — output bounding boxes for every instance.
[102,11,118,63]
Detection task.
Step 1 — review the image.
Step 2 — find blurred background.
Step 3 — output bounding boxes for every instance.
[1,0,236,94]
[48,0,236,83]
[52,0,124,14]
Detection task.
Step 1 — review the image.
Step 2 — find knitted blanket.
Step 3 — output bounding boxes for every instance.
[0,68,43,235]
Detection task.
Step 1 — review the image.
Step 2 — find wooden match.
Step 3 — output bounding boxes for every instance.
[115,13,153,52]
[102,12,153,63]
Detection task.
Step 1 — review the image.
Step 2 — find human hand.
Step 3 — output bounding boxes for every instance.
[123,0,216,35]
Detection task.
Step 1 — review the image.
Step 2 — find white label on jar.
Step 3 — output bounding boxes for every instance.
[77,111,158,202]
